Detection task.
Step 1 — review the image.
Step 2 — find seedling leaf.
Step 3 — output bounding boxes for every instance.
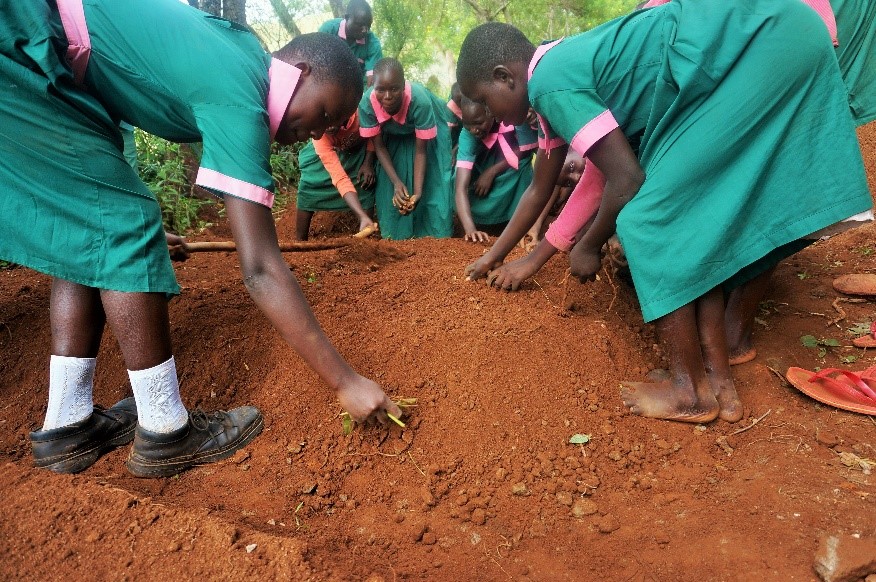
[569,434,591,445]
[801,335,819,348]
[342,414,353,436]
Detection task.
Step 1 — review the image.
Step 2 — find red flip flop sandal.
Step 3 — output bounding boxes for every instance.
[785,366,876,415]
[833,274,876,296]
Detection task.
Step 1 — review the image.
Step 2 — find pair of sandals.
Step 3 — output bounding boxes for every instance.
[785,273,876,415]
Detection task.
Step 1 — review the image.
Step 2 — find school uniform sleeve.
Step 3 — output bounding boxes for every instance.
[409,84,438,140]
[362,32,383,78]
[514,122,539,155]
[455,129,479,170]
[313,135,356,197]
[193,104,275,207]
[358,88,381,138]
[318,18,340,35]
[530,87,619,157]
[544,160,605,252]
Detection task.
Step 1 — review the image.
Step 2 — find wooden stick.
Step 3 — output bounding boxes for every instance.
[185,239,353,253]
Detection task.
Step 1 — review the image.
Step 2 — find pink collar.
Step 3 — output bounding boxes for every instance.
[482,123,519,169]
[267,58,302,141]
[446,99,462,120]
[370,82,412,125]
[527,39,563,156]
[339,19,367,45]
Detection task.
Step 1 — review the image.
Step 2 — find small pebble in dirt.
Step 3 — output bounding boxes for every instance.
[556,491,574,506]
[495,467,507,480]
[815,430,841,448]
[471,508,487,526]
[394,513,405,524]
[596,514,620,533]
[421,532,437,545]
[245,543,257,553]
[511,482,529,496]
[167,541,182,552]
[571,499,598,517]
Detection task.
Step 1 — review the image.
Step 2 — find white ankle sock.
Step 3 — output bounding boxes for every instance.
[43,355,96,430]
[128,356,188,433]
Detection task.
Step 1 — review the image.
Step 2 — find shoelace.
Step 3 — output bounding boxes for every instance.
[189,408,225,431]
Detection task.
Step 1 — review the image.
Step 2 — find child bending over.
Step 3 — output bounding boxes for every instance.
[457,0,872,423]
[454,96,538,243]
[295,110,378,239]
[2,0,401,478]
[358,58,454,240]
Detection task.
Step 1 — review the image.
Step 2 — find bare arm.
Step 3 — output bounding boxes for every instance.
[473,159,510,197]
[568,129,644,281]
[224,196,400,421]
[465,144,568,280]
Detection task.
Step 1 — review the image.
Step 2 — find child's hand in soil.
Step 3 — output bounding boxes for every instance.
[464,229,490,243]
[569,243,603,282]
[465,253,503,281]
[486,254,539,291]
[337,375,403,424]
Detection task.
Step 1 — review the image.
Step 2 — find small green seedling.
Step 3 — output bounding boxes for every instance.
[840,355,858,364]
[340,397,418,435]
[801,335,841,359]
[796,271,811,280]
[569,434,591,445]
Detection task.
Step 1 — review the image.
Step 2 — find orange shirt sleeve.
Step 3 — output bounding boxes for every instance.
[312,135,356,197]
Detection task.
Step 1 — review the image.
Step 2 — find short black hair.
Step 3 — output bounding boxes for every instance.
[456,22,535,88]
[450,82,462,105]
[274,33,363,102]
[373,57,404,81]
[346,0,372,18]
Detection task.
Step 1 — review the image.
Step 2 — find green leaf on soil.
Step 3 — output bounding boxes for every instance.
[821,338,841,347]
[801,335,819,348]
[840,355,858,364]
[342,414,353,436]
[569,434,591,445]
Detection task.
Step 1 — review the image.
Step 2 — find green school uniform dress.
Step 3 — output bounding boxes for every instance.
[296,112,375,212]
[0,0,298,295]
[318,18,383,83]
[831,0,876,125]
[359,82,454,240]
[528,0,872,322]
[455,122,537,226]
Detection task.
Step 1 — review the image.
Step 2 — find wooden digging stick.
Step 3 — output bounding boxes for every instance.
[184,239,354,253]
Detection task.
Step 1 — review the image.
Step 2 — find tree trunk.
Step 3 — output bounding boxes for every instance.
[224,0,247,25]
[269,0,302,37]
[329,0,345,18]
[201,0,221,17]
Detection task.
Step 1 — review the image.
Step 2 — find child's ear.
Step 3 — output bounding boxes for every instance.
[491,65,514,90]
[294,62,313,77]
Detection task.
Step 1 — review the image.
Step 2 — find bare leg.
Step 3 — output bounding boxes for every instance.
[697,287,743,422]
[51,280,106,357]
[295,209,314,241]
[620,300,719,423]
[725,267,775,365]
[98,290,172,370]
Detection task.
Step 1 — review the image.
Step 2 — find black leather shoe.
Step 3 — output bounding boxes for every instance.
[30,397,138,474]
[126,406,263,478]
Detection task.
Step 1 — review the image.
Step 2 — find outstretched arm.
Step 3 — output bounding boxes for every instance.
[224,196,401,422]
[454,167,489,242]
[465,144,568,280]
[568,128,643,281]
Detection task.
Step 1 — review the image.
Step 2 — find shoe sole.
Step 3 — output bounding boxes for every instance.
[34,424,137,474]
[125,415,264,478]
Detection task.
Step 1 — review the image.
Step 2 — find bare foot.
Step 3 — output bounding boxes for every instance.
[620,380,719,423]
[729,347,756,366]
[711,378,743,422]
